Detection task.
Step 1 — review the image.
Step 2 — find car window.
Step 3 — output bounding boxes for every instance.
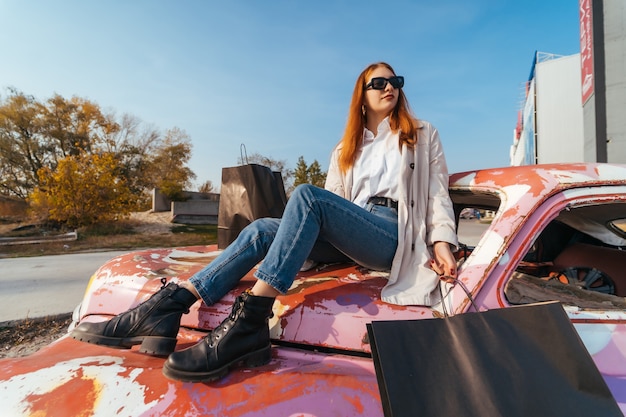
[505,201,626,310]
[456,208,492,247]
[450,190,500,248]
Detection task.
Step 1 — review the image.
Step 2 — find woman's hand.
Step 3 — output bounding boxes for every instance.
[431,241,457,284]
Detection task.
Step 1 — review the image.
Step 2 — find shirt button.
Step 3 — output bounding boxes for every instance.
[410,163,415,169]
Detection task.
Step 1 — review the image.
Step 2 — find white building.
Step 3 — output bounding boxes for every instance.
[511,0,626,166]
[511,53,584,165]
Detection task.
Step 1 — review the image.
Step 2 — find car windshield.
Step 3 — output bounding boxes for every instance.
[506,201,626,310]
[450,190,499,248]
[450,187,626,311]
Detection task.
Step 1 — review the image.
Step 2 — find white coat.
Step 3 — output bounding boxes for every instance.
[325,120,458,305]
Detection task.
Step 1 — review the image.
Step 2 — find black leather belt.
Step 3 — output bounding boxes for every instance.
[367,196,398,210]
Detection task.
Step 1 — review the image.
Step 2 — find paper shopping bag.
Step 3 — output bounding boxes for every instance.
[217,163,287,249]
[367,302,621,417]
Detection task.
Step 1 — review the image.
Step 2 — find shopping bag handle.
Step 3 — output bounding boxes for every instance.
[240,143,248,165]
[439,276,481,317]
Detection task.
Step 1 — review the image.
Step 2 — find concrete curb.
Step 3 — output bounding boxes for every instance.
[0,231,78,246]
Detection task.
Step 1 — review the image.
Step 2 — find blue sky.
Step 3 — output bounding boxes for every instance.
[0,0,581,190]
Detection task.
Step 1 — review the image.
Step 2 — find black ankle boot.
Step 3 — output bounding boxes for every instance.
[162,291,274,382]
[70,281,198,356]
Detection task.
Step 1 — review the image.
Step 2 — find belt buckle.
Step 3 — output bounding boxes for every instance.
[369,196,396,209]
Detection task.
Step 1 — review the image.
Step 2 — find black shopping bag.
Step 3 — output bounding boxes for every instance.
[367,302,621,417]
[217,163,287,249]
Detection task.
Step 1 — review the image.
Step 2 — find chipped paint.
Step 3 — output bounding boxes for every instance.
[1,355,162,416]
[0,337,382,416]
[2,163,626,415]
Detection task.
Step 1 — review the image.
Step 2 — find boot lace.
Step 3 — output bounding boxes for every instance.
[228,295,245,321]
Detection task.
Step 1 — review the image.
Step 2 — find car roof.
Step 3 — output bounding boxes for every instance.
[450,163,626,192]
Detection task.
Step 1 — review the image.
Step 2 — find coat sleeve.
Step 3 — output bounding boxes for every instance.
[324,145,347,198]
[425,126,458,249]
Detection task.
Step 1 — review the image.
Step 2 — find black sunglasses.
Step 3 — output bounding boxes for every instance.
[365,76,404,90]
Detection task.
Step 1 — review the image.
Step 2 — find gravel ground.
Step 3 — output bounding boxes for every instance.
[0,314,72,358]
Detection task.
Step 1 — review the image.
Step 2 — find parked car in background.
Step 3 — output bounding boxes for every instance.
[2,163,626,416]
[459,207,478,219]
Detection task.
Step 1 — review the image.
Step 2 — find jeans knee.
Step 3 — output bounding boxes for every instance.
[230,218,277,255]
[291,183,320,202]
[244,218,279,236]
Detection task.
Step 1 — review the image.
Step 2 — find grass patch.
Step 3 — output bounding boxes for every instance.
[0,220,218,258]
[79,220,139,237]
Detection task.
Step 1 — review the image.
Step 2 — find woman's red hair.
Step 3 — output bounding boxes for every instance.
[338,62,418,173]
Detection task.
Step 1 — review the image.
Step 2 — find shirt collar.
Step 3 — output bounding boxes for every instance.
[363,117,391,141]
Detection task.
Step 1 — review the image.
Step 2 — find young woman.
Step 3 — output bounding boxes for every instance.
[71,61,458,383]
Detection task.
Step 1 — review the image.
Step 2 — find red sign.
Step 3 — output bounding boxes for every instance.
[579,0,594,104]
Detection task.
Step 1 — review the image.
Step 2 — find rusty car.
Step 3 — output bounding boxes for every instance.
[1,163,626,416]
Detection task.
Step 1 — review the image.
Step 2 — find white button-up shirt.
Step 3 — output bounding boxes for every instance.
[351,117,402,208]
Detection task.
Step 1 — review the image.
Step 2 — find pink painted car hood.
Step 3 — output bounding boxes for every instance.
[1,249,432,416]
[74,246,436,353]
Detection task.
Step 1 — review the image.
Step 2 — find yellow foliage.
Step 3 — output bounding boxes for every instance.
[30,153,133,227]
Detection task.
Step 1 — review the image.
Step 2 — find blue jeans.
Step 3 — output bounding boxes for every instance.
[189,184,398,305]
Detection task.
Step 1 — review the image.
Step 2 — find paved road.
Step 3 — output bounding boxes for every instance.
[0,251,131,324]
[457,218,490,247]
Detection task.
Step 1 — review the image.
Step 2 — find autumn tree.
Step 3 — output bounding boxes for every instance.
[40,93,118,158]
[198,180,215,194]
[145,127,196,201]
[0,89,47,199]
[0,89,197,224]
[0,89,119,198]
[30,152,133,227]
